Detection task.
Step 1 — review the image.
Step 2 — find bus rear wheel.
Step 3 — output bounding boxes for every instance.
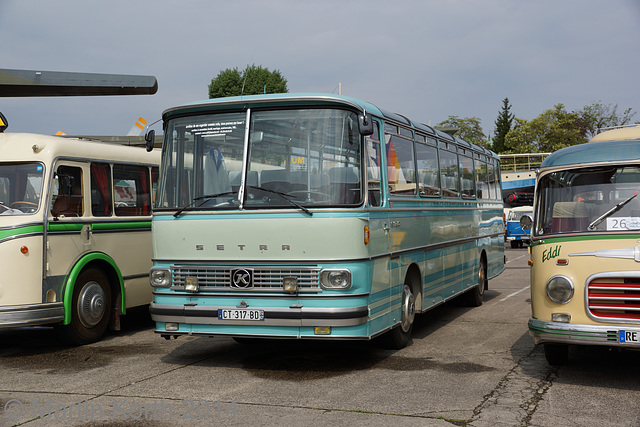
[464,257,487,307]
[61,268,112,345]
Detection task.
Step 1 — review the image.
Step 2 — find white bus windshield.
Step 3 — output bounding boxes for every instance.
[156,108,363,211]
[536,165,640,235]
[0,162,44,215]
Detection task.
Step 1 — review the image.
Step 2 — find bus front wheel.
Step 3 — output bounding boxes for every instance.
[544,343,569,365]
[382,282,416,349]
[61,268,112,345]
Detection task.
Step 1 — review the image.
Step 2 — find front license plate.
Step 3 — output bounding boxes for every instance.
[218,309,264,321]
[618,330,640,343]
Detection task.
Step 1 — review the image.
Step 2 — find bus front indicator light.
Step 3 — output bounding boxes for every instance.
[283,277,298,293]
[20,246,28,254]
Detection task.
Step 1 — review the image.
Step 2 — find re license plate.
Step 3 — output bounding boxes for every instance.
[218,309,264,321]
[618,330,640,343]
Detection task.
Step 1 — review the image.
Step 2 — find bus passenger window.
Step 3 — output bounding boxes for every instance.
[113,165,151,216]
[439,150,459,198]
[91,163,112,216]
[416,143,440,197]
[51,165,84,217]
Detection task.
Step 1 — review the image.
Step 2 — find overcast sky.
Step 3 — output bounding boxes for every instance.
[1,0,639,139]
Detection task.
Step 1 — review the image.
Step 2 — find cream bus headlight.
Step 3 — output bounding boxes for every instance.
[320,269,351,289]
[150,268,172,288]
[546,275,574,304]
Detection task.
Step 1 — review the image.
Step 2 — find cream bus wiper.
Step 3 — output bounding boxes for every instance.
[173,191,237,218]
[248,186,312,216]
[588,191,637,230]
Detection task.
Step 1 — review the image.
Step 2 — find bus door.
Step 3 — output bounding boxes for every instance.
[46,162,93,290]
[365,123,393,329]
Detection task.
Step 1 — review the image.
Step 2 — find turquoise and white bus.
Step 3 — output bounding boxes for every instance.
[149,94,505,348]
[0,122,160,344]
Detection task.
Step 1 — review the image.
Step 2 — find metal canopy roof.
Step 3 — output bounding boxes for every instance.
[0,68,157,97]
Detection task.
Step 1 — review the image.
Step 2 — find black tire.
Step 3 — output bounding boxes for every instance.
[381,282,416,349]
[544,343,569,366]
[60,268,112,345]
[510,240,518,249]
[464,257,487,307]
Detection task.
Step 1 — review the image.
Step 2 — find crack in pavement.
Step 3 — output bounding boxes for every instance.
[468,345,556,427]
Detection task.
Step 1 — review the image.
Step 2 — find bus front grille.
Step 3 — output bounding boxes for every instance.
[170,265,321,293]
[587,277,640,322]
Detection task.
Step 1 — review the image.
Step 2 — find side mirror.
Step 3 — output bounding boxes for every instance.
[358,113,374,136]
[520,214,533,231]
[145,130,155,152]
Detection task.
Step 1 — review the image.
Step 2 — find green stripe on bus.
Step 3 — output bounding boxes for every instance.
[0,224,44,240]
[531,233,640,246]
[92,221,151,230]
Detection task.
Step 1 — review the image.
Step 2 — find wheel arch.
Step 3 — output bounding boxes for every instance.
[62,252,124,324]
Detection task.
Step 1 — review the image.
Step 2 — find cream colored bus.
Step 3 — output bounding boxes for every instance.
[0,126,160,344]
[526,124,640,364]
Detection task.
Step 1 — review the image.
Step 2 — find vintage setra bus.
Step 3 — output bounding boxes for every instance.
[148,93,505,348]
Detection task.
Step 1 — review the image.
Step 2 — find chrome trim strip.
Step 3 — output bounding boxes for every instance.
[0,303,64,328]
[528,318,639,347]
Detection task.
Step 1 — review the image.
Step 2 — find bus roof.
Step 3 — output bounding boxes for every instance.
[0,132,160,165]
[590,125,640,143]
[541,138,640,169]
[162,93,499,160]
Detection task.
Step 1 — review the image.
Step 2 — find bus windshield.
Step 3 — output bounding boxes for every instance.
[536,165,640,235]
[156,108,363,211]
[0,162,44,215]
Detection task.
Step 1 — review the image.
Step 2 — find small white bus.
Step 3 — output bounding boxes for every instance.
[0,124,160,344]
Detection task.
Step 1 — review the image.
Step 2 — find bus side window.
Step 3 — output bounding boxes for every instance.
[113,164,151,216]
[51,165,84,217]
[91,163,112,217]
[366,123,381,207]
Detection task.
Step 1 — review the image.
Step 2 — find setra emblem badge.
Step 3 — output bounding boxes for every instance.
[231,269,253,288]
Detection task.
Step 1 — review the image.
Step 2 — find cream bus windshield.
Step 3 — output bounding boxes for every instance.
[157,109,363,211]
[536,165,640,235]
[0,162,44,215]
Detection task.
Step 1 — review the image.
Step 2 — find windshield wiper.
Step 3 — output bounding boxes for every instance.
[248,186,312,216]
[173,191,237,218]
[588,191,637,230]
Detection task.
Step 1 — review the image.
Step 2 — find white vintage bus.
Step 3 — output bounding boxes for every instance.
[0,123,160,344]
[527,124,640,364]
[149,93,505,348]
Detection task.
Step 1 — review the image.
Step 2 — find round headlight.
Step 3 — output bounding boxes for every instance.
[150,268,172,288]
[546,275,574,304]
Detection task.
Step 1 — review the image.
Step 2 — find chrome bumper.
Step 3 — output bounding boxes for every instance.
[0,303,64,328]
[150,302,369,327]
[528,318,640,348]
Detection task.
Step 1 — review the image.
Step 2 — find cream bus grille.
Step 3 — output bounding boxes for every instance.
[588,278,640,322]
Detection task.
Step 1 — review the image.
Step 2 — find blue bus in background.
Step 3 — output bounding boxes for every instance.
[505,205,533,248]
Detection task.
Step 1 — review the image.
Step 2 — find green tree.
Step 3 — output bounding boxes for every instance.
[208,64,288,99]
[493,97,514,154]
[504,104,587,154]
[435,115,487,147]
[578,101,637,139]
